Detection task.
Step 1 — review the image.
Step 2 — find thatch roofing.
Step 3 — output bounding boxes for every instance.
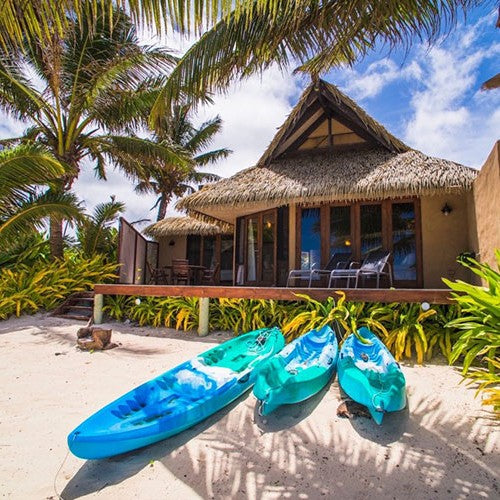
[177,148,477,219]
[177,79,477,224]
[258,80,409,165]
[145,216,232,238]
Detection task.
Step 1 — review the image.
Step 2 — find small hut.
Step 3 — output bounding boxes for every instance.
[145,216,234,283]
[178,80,480,288]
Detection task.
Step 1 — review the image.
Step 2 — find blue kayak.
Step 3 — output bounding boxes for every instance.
[68,327,285,459]
[338,327,406,424]
[253,325,339,416]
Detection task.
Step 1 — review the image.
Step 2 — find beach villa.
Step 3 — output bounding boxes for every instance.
[120,80,499,289]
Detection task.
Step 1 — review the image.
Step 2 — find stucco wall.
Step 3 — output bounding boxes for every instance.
[469,141,500,271]
[421,194,472,287]
[157,236,187,267]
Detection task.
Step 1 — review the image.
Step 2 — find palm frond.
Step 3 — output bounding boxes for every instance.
[194,149,231,166]
[0,189,83,242]
[0,144,67,199]
[152,0,476,116]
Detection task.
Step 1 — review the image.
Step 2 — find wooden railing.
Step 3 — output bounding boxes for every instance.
[93,284,455,335]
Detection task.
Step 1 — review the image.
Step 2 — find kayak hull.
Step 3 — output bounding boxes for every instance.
[68,328,285,459]
[253,325,338,415]
[338,327,406,424]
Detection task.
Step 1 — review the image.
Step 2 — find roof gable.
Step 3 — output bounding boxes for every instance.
[258,79,409,165]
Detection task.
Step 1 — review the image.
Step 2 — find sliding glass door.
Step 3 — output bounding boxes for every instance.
[297,199,421,287]
[242,210,277,285]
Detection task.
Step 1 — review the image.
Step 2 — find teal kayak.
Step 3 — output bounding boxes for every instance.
[68,327,285,459]
[253,325,339,416]
[338,327,406,424]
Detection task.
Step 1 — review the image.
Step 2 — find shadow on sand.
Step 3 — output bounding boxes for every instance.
[61,380,498,500]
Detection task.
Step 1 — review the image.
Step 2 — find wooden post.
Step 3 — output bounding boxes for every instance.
[198,297,210,336]
[94,293,104,325]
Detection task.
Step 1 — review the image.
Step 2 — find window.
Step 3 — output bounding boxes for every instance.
[202,236,215,269]
[330,206,352,258]
[297,199,420,286]
[300,208,321,270]
[392,203,417,281]
[186,235,201,265]
[360,204,382,257]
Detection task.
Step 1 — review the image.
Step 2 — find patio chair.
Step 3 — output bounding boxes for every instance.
[171,259,190,285]
[328,250,393,288]
[201,262,219,286]
[309,253,352,287]
[286,263,318,287]
[146,261,169,285]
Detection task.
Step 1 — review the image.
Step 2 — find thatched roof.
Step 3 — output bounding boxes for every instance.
[178,148,477,221]
[145,216,232,238]
[177,79,477,224]
[258,80,409,165]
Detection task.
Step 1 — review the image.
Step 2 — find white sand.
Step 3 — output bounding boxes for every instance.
[0,314,498,500]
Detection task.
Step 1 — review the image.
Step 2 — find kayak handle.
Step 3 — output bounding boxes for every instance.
[238,373,250,384]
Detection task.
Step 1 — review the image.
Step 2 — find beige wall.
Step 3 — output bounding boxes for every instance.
[158,236,187,267]
[468,141,500,272]
[421,194,473,287]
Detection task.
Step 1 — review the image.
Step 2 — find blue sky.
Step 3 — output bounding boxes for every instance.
[1,5,499,226]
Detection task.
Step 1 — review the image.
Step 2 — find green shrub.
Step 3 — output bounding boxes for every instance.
[443,250,500,417]
[0,254,117,319]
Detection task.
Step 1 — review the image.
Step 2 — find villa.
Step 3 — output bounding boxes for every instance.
[120,80,499,289]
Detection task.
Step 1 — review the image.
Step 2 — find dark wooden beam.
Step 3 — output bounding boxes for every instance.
[278,112,327,158]
[94,284,455,304]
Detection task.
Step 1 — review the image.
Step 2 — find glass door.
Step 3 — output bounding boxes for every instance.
[243,210,277,285]
[261,211,276,285]
[246,217,258,283]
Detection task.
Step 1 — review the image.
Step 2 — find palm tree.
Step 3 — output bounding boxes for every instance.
[77,197,125,259]
[0,2,188,258]
[1,2,481,110]
[136,103,231,221]
[0,144,82,244]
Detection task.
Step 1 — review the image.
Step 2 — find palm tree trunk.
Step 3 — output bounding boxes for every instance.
[157,195,168,221]
[49,216,64,259]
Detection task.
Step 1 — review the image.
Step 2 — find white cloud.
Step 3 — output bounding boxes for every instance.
[403,30,500,166]
[341,59,421,100]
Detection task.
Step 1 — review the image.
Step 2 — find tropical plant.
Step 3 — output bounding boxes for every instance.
[0,2,186,258]
[443,251,500,416]
[0,254,117,319]
[136,102,230,220]
[77,197,125,259]
[0,144,82,245]
[0,232,51,269]
[444,251,500,373]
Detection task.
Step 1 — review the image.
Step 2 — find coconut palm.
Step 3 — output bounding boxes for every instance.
[136,103,231,221]
[77,197,125,259]
[0,2,188,258]
[1,2,481,107]
[150,0,481,117]
[0,144,82,244]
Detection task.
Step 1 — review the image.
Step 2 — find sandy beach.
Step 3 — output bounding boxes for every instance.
[0,314,498,500]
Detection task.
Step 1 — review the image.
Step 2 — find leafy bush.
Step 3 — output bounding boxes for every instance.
[103,292,460,365]
[0,254,117,319]
[443,250,500,417]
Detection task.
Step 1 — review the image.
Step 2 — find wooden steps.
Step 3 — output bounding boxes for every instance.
[51,292,94,321]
